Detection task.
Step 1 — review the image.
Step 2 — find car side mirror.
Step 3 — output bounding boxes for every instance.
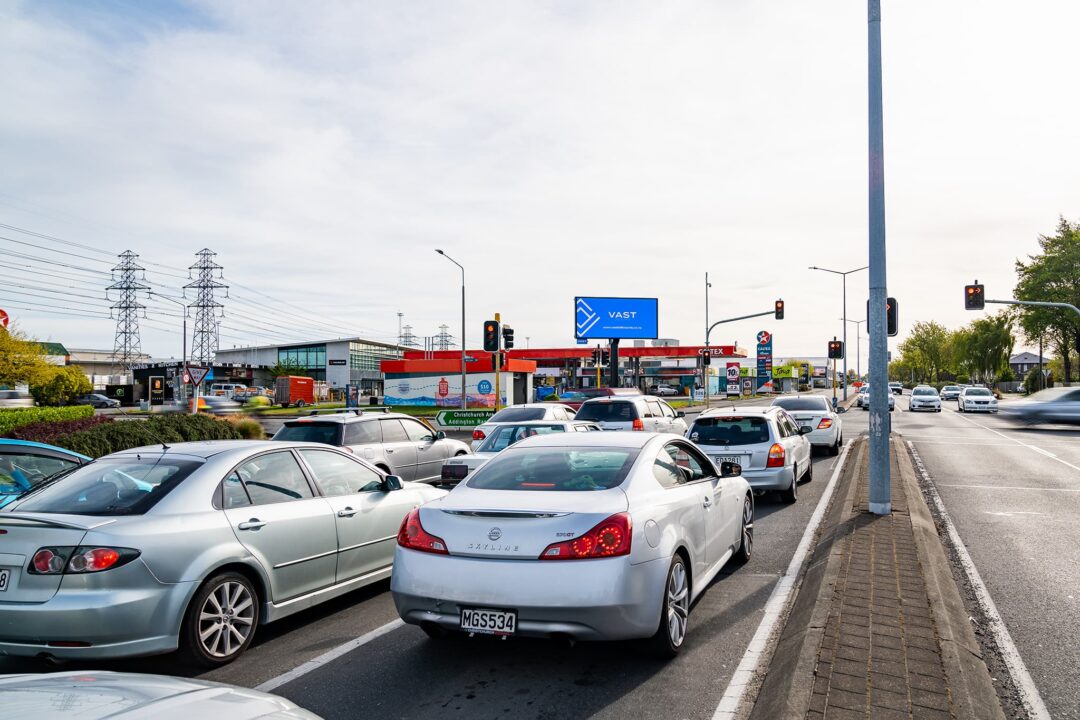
[435,431,446,440]
[799,426,813,435]
[676,411,685,418]
[720,461,742,478]
[837,407,847,414]
[382,475,404,492]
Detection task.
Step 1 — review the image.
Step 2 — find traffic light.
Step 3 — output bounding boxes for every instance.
[886,297,898,337]
[702,349,712,366]
[828,339,844,359]
[483,320,500,352]
[774,299,785,320]
[965,283,985,310]
[501,325,515,349]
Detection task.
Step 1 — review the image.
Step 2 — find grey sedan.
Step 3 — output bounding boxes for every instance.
[998,386,1080,424]
[0,440,445,665]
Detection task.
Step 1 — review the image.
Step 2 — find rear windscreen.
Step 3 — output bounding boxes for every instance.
[575,402,638,422]
[273,423,343,445]
[477,424,566,452]
[488,408,547,422]
[689,417,770,446]
[773,398,829,412]
[467,447,638,491]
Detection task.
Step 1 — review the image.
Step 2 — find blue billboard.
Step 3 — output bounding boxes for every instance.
[575,297,658,340]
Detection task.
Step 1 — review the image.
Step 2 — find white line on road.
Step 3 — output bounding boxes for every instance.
[908,442,1051,720]
[937,483,1080,492]
[255,619,405,693]
[950,413,1080,473]
[712,441,854,720]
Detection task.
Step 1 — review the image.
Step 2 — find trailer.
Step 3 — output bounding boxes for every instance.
[275,375,315,408]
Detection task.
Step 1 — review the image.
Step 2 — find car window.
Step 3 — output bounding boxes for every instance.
[0,452,81,496]
[645,400,664,418]
[773,397,830,412]
[660,402,677,419]
[379,419,409,442]
[236,452,315,505]
[222,472,251,509]
[575,401,638,422]
[689,416,770,445]
[467,447,638,491]
[300,450,384,495]
[652,456,683,488]
[478,424,566,452]
[489,407,547,422]
[402,419,436,442]
[344,421,382,445]
[663,443,710,481]
[784,414,802,435]
[965,388,992,397]
[774,414,793,438]
[273,422,343,445]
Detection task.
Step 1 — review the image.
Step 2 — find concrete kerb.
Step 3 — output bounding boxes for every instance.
[896,437,1007,720]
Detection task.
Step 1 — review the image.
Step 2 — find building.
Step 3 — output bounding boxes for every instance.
[214,337,407,394]
[67,348,153,388]
[1009,352,1048,382]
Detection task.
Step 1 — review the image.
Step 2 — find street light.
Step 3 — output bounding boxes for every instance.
[435,249,467,409]
[704,272,713,404]
[842,318,867,383]
[809,265,868,401]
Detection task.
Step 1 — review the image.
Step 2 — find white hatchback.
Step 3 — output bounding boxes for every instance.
[575,396,688,435]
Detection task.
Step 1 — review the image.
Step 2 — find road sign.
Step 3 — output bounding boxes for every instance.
[188,366,210,386]
[435,409,495,428]
[0,308,8,328]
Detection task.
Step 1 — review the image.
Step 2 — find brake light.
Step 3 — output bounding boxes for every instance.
[817,418,833,429]
[67,548,121,573]
[32,548,71,575]
[29,546,139,575]
[472,429,486,441]
[632,418,645,431]
[766,443,785,468]
[397,509,448,555]
[540,513,632,560]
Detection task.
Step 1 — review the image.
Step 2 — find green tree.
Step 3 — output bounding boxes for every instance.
[269,359,306,378]
[898,321,953,382]
[30,365,92,406]
[953,313,1015,386]
[0,327,54,388]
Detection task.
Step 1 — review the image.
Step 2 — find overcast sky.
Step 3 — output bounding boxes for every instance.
[2,0,1077,366]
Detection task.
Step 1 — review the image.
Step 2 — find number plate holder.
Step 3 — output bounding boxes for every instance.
[712,455,743,466]
[460,607,517,636]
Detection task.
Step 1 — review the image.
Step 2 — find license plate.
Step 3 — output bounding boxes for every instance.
[800,425,814,432]
[460,607,517,635]
[712,455,743,465]
[0,569,9,592]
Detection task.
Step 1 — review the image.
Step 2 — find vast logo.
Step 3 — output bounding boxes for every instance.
[576,298,600,336]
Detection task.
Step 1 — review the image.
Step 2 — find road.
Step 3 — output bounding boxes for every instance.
[1,392,864,720]
[894,391,1080,720]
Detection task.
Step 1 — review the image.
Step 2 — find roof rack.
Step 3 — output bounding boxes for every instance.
[305,406,393,417]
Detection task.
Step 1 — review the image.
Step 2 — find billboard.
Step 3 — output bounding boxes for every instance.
[575,297,658,340]
[726,362,740,395]
[756,330,773,392]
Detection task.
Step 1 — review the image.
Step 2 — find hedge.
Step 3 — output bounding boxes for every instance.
[8,415,112,446]
[54,414,245,458]
[0,406,95,436]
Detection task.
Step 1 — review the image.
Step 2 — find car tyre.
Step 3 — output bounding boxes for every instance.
[296,400,306,408]
[180,571,259,668]
[781,466,798,503]
[830,435,841,456]
[649,554,690,659]
[801,458,813,484]
[731,494,754,565]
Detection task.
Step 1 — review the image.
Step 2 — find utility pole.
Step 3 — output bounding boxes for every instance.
[704,272,712,405]
[184,249,228,414]
[107,250,149,380]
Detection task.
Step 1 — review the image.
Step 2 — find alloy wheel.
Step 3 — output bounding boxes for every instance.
[666,561,689,647]
[742,497,754,558]
[198,580,255,659]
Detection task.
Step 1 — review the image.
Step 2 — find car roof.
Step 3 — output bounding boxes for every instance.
[284,410,420,424]
[509,430,665,450]
[489,419,592,426]
[0,438,91,460]
[111,440,338,460]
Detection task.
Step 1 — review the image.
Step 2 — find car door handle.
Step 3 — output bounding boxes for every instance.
[703,497,714,508]
[237,519,266,530]
[386,449,394,454]
[337,507,358,518]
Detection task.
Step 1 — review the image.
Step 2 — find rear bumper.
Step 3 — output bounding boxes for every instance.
[805,426,839,447]
[742,465,794,491]
[391,548,668,641]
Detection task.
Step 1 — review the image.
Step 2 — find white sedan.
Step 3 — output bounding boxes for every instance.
[770,395,843,455]
[393,432,753,657]
[957,387,998,413]
[908,386,942,412]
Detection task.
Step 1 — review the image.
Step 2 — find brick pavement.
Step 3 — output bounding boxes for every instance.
[807,448,954,719]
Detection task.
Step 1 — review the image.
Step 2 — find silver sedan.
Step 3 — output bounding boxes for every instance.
[0,440,445,665]
[392,432,752,657]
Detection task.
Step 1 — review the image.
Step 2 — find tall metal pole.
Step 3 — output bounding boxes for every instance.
[867,0,890,515]
[704,272,711,405]
[842,274,848,396]
[843,318,866,383]
[436,250,467,410]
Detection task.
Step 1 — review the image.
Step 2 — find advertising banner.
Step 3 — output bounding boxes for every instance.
[383,373,508,408]
[756,330,773,392]
[575,297,658,340]
[726,362,740,395]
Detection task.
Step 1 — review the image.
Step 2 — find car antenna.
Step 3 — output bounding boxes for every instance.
[112,393,170,451]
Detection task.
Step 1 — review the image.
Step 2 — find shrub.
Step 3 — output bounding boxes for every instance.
[53,413,245,458]
[9,415,112,445]
[0,406,95,436]
[225,416,265,440]
[244,396,271,409]
[30,366,93,407]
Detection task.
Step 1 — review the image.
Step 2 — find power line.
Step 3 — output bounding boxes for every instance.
[0,222,191,274]
[0,247,112,275]
[0,232,115,266]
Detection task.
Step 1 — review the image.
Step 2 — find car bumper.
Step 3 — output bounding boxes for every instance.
[962,404,997,413]
[742,465,795,491]
[0,562,196,660]
[909,403,940,411]
[391,548,668,641]
[804,425,839,447]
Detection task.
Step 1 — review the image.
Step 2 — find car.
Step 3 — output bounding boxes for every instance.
[888,382,904,395]
[392,431,753,657]
[273,410,470,483]
[907,385,941,412]
[197,395,242,415]
[654,384,680,397]
[442,420,601,482]
[74,393,121,409]
[860,388,895,411]
[939,385,962,401]
[771,395,843,455]
[0,671,321,719]
[576,395,688,434]
[957,386,998,413]
[555,387,642,411]
[0,440,446,664]
[0,390,34,408]
[0,439,91,509]
[686,406,812,502]
[469,403,578,450]
[997,386,1080,424]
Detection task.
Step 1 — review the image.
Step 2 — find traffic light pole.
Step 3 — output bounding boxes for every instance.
[609,339,620,388]
[986,298,1080,319]
[705,309,775,344]
[494,312,501,412]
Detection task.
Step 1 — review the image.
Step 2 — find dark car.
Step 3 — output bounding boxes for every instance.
[74,393,120,409]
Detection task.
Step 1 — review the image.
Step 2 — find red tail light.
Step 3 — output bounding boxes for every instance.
[472,429,486,441]
[29,546,138,575]
[631,418,645,431]
[67,548,121,573]
[539,513,632,560]
[397,509,448,555]
[766,443,786,468]
[817,418,833,429]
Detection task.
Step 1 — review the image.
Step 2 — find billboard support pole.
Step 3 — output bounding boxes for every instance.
[609,339,620,388]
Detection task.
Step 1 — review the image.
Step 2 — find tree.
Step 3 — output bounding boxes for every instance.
[269,359,306,378]
[0,327,54,388]
[898,321,953,382]
[953,313,1015,386]
[31,365,92,406]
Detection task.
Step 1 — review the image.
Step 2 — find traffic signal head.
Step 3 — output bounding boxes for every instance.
[501,325,515,349]
[886,297,898,337]
[483,320,500,352]
[965,283,985,310]
[702,349,711,366]
[774,299,785,320]
[828,340,844,359]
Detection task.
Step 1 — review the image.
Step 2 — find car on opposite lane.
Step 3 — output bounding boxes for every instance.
[686,406,812,502]
[442,420,601,482]
[997,386,1080,424]
[575,395,688,434]
[0,439,91,509]
[0,440,446,666]
[469,403,578,450]
[957,386,998,413]
[0,390,34,408]
[889,382,904,395]
[859,386,895,412]
[770,395,843,455]
[273,411,470,483]
[392,431,753,657]
[907,385,942,412]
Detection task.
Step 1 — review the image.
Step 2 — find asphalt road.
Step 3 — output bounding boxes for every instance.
[1,392,863,720]
[895,392,1080,720]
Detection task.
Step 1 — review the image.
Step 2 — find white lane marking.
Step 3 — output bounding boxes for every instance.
[255,619,405,693]
[712,440,854,720]
[984,511,1046,517]
[908,442,1051,720]
[950,413,1080,473]
[937,483,1080,493]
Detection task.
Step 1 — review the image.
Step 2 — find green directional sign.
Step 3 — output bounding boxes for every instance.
[435,409,495,427]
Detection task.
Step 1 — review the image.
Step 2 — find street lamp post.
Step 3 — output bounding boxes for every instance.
[435,250,467,410]
[809,265,868,401]
[843,318,867,382]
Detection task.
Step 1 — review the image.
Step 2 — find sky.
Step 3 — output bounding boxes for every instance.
[2,0,1078,369]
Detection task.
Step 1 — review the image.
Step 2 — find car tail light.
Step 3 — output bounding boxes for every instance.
[817,418,833,429]
[632,418,645,431]
[766,443,785,468]
[397,509,448,555]
[28,546,139,575]
[472,429,486,441]
[539,513,632,560]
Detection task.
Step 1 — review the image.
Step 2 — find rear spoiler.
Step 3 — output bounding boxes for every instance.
[0,513,116,531]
